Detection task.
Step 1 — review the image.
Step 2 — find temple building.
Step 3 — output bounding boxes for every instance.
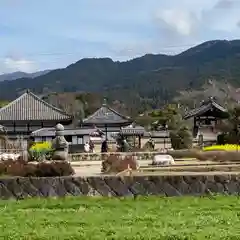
[184,97,229,143]
[0,92,149,151]
[31,127,103,144]
[82,99,133,139]
[0,90,73,138]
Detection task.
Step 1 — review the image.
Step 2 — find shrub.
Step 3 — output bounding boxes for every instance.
[4,159,36,177]
[217,133,229,145]
[196,151,240,162]
[170,126,193,150]
[101,154,139,173]
[36,161,75,177]
[101,154,121,173]
[167,149,199,159]
[0,160,74,177]
[29,141,54,161]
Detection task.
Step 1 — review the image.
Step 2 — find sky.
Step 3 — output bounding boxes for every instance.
[0,0,240,74]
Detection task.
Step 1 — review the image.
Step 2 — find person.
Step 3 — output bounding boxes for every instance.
[122,139,130,152]
[101,139,108,153]
[84,142,90,153]
[89,140,95,153]
[149,138,155,150]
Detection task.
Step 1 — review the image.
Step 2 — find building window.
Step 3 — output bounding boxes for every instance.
[65,135,72,143]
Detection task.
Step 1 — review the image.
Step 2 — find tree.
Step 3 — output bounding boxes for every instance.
[170,126,193,149]
[149,104,193,149]
[150,104,182,130]
[0,100,9,108]
[217,106,240,144]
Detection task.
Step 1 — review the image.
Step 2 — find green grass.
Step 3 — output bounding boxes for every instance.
[0,196,240,239]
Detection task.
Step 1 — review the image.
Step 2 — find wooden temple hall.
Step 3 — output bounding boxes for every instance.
[81,99,145,147]
[184,97,229,142]
[0,90,146,149]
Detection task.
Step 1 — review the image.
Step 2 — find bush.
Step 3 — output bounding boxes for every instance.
[217,133,228,145]
[0,160,74,177]
[36,161,75,177]
[29,141,54,161]
[167,149,199,159]
[101,154,139,173]
[195,151,240,162]
[170,126,193,150]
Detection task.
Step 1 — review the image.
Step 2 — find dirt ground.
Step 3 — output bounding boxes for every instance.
[72,159,240,177]
[72,160,152,176]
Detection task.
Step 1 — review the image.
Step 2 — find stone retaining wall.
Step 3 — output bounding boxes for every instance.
[0,174,239,199]
[70,152,159,161]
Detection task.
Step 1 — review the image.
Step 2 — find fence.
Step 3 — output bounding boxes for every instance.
[0,135,28,154]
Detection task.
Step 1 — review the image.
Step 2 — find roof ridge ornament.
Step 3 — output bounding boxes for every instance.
[209,96,214,102]
[102,98,107,106]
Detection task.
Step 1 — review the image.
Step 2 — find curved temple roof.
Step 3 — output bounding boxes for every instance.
[83,101,132,125]
[0,90,73,121]
[184,97,228,120]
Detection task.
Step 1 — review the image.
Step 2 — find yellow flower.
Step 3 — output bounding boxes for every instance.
[203,144,240,151]
[30,141,52,152]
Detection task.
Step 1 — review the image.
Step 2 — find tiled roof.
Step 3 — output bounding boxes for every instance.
[184,97,228,119]
[0,90,73,121]
[83,103,132,125]
[31,127,102,137]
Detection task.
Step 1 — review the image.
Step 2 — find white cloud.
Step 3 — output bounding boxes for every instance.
[0,57,36,74]
[155,9,198,36]
[201,0,240,32]
[1,0,240,68]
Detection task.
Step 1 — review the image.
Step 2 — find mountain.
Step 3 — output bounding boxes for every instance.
[1,39,240,113]
[0,70,51,82]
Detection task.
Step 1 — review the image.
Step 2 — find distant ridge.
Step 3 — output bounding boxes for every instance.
[0,69,51,82]
[0,39,240,111]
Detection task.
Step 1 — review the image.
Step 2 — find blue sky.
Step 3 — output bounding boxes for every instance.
[0,0,240,73]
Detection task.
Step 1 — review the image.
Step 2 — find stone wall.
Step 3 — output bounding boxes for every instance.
[70,152,159,161]
[0,173,239,199]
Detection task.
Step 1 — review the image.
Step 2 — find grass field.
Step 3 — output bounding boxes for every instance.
[0,196,239,239]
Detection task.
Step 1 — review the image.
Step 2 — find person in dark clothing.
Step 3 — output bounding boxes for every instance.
[89,140,95,153]
[101,139,108,153]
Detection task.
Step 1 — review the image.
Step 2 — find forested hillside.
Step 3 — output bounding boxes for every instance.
[1,40,240,114]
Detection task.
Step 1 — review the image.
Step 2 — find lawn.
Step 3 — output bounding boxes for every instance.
[0,196,239,239]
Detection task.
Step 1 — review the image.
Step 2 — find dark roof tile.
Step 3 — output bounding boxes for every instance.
[184,98,228,119]
[83,103,132,125]
[0,91,73,121]
[31,127,101,137]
